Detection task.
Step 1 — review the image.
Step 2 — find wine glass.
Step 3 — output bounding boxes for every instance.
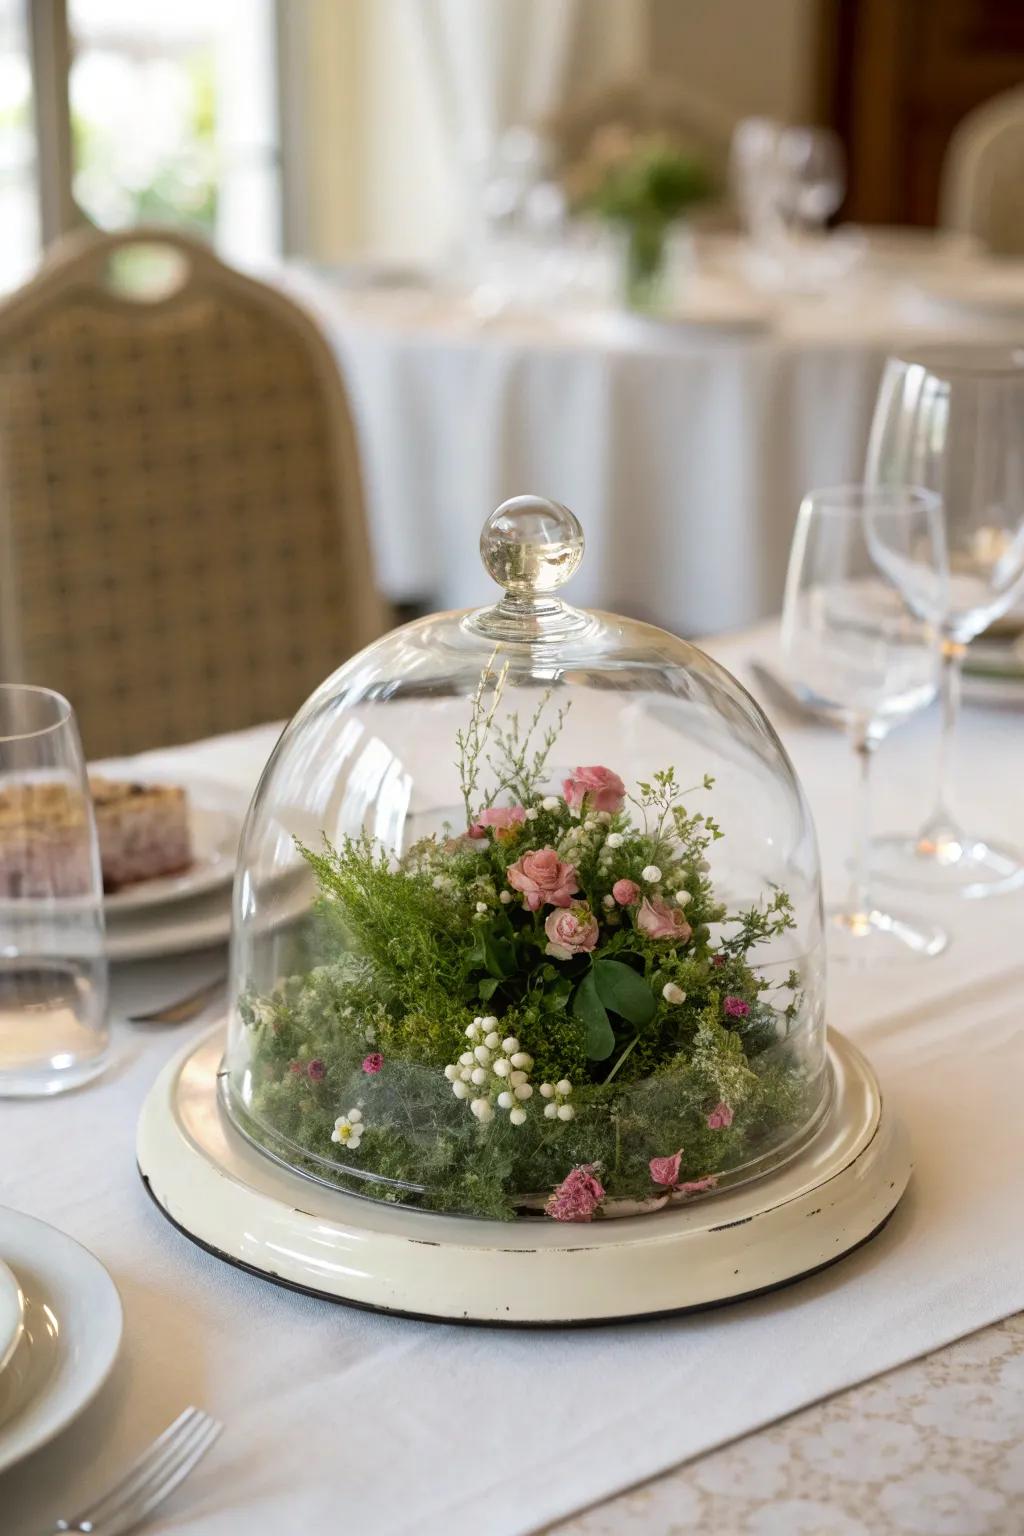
[781,486,947,964]
[776,127,846,231]
[867,347,1024,896]
[0,686,109,1095]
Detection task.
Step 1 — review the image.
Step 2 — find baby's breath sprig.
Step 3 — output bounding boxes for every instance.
[455,655,511,825]
[485,689,570,809]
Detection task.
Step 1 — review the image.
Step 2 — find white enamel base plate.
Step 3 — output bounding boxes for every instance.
[137,1029,911,1327]
[0,1208,122,1474]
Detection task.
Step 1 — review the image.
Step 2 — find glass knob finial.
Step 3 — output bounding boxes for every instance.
[480,496,584,596]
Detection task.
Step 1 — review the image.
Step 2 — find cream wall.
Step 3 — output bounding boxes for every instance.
[649,0,819,127]
[292,0,818,263]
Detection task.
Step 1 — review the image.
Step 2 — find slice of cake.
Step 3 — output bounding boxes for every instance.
[89,778,192,892]
[0,782,94,898]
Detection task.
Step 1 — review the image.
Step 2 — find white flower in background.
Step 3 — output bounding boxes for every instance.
[524,808,538,821]
[499,890,512,903]
[597,811,612,824]
[475,901,488,914]
[470,1097,493,1122]
[674,889,691,906]
[641,864,662,883]
[250,998,276,1027]
[539,1078,574,1120]
[331,1108,363,1151]
[606,832,624,848]
[602,894,615,909]
[541,795,560,811]
[662,982,686,1005]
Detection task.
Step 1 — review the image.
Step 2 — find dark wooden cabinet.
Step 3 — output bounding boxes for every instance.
[824,0,1024,225]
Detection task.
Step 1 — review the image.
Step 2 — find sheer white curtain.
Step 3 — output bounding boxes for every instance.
[412,0,647,264]
[415,0,583,167]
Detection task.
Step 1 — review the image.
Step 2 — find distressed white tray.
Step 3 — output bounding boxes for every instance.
[137,1028,910,1326]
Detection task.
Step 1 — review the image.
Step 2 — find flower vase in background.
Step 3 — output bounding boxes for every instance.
[567,126,713,311]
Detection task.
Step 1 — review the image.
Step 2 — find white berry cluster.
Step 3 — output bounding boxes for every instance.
[444,1016,535,1125]
[539,1078,575,1121]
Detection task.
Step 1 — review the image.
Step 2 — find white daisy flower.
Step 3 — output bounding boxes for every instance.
[331,1108,364,1151]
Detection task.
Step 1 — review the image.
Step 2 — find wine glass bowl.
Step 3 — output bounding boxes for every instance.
[867,347,1024,896]
[781,486,947,964]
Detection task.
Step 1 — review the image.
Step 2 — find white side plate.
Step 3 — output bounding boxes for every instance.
[104,885,233,963]
[0,1209,122,1474]
[138,1027,911,1326]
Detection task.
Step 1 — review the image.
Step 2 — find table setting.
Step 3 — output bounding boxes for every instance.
[2,341,1024,1534]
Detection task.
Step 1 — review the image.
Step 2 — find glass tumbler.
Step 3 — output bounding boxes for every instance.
[0,686,109,1095]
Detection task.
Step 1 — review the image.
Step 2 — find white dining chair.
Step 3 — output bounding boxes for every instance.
[940,87,1024,256]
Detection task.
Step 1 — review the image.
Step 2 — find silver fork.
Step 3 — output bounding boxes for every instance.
[128,975,227,1026]
[51,1406,222,1535]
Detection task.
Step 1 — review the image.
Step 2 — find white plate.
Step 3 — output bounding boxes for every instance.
[0,1256,24,1376]
[98,775,244,916]
[0,1208,122,1475]
[105,883,233,963]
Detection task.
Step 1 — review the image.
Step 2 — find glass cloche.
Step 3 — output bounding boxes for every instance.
[223,498,828,1222]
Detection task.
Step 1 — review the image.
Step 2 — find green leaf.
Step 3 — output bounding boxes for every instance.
[478,977,501,1000]
[574,971,616,1060]
[592,958,656,1026]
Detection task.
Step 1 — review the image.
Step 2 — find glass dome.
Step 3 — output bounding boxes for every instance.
[223,497,828,1222]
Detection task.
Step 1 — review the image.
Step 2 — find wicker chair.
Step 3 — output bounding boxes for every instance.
[940,87,1024,256]
[0,226,385,758]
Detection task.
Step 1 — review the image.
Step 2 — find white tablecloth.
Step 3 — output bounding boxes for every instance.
[2,626,1023,1535]
[283,245,1021,634]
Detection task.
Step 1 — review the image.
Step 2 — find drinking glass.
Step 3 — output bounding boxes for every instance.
[781,486,947,964]
[867,347,1024,896]
[0,686,109,1095]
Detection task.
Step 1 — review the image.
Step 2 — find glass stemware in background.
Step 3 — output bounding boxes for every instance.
[867,347,1024,896]
[781,486,947,964]
[776,126,846,235]
[0,686,109,1095]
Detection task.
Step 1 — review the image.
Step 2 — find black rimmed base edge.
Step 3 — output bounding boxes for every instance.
[138,1163,901,1331]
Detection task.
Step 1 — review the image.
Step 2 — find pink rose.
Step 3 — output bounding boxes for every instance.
[649,1150,683,1188]
[706,1101,733,1130]
[636,896,692,943]
[307,1059,326,1082]
[362,1052,384,1075]
[723,996,749,1019]
[545,1165,606,1223]
[562,766,626,814]
[612,878,640,906]
[544,904,599,960]
[468,805,526,839]
[506,847,579,911]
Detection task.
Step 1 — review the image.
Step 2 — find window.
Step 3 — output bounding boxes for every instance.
[0,0,38,290]
[0,0,284,291]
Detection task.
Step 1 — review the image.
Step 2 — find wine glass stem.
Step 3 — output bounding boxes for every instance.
[929,636,966,834]
[848,720,876,921]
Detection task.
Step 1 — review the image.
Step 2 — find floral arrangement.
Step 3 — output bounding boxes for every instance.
[237,664,810,1222]
[566,124,714,309]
